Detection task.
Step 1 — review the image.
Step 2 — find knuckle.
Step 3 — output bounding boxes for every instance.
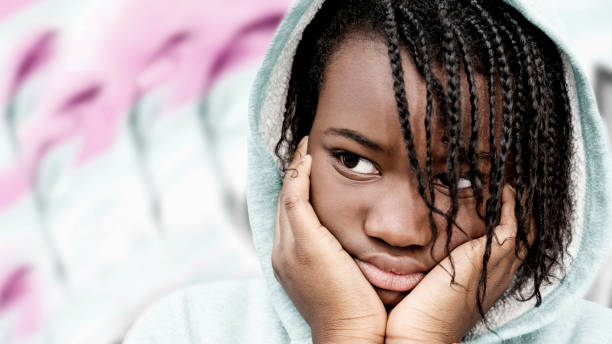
[516,248,529,261]
[283,168,299,179]
[293,243,313,265]
[508,218,518,228]
[467,237,484,253]
[465,244,482,262]
[271,250,286,281]
[293,149,303,161]
[281,192,300,210]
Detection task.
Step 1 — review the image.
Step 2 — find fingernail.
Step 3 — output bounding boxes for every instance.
[494,231,514,246]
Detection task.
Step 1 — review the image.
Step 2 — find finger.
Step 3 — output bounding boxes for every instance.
[493,184,518,247]
[494,185,535,275]
[527,216,537,246]
[274,192,282,249]
[293,135,308,160]
[498,184,517,228]
[283,136,311,199]
[511,216,537,267]
[284,136,309,175]
[276,136,310,248]
[279,154,325,238]
[446,187,518,269]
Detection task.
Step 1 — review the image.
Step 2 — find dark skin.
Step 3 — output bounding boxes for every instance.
[309,35,494,307]
[272,35,532,343]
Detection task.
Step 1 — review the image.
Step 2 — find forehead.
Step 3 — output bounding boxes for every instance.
[315,35,493,157]
[317,37,412,154]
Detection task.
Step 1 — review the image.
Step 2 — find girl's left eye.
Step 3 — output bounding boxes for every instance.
[336,152,379,174]
[434,173,472,189]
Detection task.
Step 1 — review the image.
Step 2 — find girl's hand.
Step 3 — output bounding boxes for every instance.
[272,136,387,344]
[386,185,530,343]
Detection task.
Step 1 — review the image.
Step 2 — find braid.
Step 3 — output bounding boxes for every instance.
[506,11,551,305]
[525,40,546,305]
[398,6,440,251]
[500,11,530,257]
[452,23,484,222]
[276,78,297,171]
[530,43,552,303]
[439,1,463,280]
[552,60,574,261]
[466,0,499,318]
[397,5,476,246]
[468,0,515,320]
[508,14,541,236]
[467,15,498,226]
[533,42,562,301]
[485,8,514,206]
[382,0,430,208]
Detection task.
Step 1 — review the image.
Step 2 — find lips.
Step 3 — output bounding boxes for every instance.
[355,258,425,292]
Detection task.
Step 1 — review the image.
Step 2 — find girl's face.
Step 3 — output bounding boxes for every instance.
[308,36,495,307]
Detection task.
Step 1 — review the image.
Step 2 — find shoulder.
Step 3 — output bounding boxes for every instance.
[569,299,612,338]
[124,277,288,344]
[560,299,612,342]
[516,299,612,343]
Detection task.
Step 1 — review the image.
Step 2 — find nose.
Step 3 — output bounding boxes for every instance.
[363,179,433,248]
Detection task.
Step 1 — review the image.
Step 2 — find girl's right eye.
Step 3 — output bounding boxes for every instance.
[335,152,379,175]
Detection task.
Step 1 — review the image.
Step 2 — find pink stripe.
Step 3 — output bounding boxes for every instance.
[0,0,38,21]
[0,0,290,209]
[0,263,43,341]
[0,266,30,309]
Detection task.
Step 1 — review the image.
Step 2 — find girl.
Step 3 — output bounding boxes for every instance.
[126,0,612,342]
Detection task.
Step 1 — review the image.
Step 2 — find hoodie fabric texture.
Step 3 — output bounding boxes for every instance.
[124,0,612,343]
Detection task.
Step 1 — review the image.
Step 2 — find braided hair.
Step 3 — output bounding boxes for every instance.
[275,0,573,322]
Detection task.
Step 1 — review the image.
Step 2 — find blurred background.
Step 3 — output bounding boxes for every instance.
[0,0,610,343]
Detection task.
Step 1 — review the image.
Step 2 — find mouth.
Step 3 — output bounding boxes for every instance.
[355,258,425,292]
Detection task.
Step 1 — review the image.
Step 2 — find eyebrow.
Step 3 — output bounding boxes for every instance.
[431,148,492,164]
[323,127,384,151]
[325,127,493,162]
[441,135,491,162]
[476,151,492,162]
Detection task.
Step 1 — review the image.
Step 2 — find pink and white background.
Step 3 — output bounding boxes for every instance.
[0,0,290,342]
[0,0,609,343]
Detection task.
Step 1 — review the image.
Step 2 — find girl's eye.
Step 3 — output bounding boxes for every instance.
[434,173,472,189]
[337,153,378,174]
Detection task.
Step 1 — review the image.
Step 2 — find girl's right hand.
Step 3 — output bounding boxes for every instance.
[272,136,387,344]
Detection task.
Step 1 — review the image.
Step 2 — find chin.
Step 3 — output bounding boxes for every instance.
[375,287,408,310]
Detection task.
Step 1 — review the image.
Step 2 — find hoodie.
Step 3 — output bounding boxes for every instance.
[124,0,612,343]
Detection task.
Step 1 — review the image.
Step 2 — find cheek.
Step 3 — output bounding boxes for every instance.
[310,153,365,246]
[430,194,486,259]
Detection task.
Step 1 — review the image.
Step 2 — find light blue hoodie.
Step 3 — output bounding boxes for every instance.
[124,0,612,342]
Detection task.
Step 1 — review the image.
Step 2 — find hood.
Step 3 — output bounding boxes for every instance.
[246,0,612,342]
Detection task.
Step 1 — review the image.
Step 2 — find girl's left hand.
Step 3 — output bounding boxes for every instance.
[385,185,531,343]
